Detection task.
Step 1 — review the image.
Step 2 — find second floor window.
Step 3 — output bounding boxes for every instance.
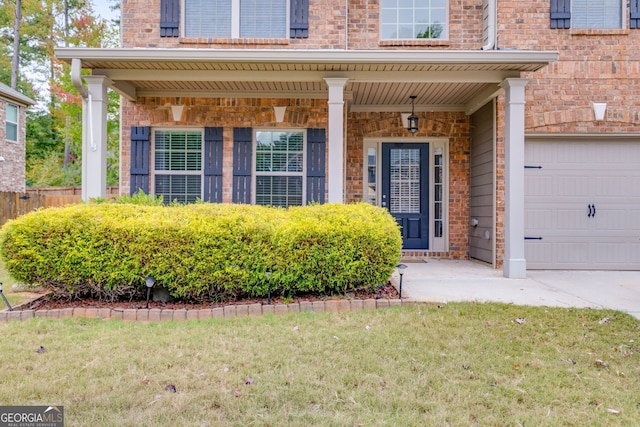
[185,0,288,38]
[6,104,18,142]
[380,0,448,40]
[573,0,622,29]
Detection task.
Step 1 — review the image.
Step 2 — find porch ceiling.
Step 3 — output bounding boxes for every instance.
[56,48,558,115]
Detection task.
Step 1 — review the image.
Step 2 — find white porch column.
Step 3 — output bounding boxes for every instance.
[500,78,529,278]
[82,76,111,201]
[324,77,348,203]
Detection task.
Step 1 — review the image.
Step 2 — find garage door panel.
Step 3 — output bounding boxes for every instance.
[525,139,640,270]
[557,209,590,230]
[594,176,628,197]
[631,178,640,196]
[525,175,554,196]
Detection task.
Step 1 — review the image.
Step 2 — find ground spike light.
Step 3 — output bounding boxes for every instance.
[396,264,408,299]
[265,271,272,305]
[407,96,419,134]
[0,282,13,311]
[145,276,156,309]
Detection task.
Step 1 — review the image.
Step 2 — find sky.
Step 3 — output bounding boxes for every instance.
[90,0,119,21]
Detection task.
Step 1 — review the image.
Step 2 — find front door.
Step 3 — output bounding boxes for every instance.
[382,143,429,249]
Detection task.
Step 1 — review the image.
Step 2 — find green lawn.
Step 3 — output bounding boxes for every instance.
[0,256,32,307]
[0,303,638,426]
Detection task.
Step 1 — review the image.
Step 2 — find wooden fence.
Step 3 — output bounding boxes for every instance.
[0,186,119,228]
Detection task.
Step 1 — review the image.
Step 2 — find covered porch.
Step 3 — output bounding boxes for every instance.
[55,48,557,278]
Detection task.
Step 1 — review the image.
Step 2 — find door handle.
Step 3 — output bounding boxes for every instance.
[588,204,592,217]
[592,204,596,217]
[587,204,596,218]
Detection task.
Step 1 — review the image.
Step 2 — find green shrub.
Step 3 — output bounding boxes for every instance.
[0,202,402,302]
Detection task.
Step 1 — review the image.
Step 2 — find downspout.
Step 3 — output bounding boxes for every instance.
[481,0,496,50]
[71,58,88,99]
[71,58,96,152]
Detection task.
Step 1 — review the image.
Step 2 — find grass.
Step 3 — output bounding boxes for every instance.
[0,303,639,426]
[0,256,33,307]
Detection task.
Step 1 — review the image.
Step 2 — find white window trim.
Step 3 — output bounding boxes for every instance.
[6,103,18,143]
[251,128,307,206]
[182,0,290,38]
[150,127,204,200]
[363,137,449,252]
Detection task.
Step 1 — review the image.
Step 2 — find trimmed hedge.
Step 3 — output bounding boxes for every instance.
[0,202,402,302]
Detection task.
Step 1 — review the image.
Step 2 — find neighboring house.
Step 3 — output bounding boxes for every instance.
[54,0,640,276]
[0,82,35,193]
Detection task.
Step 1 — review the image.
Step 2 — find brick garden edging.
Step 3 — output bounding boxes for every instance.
[0,299,419,323]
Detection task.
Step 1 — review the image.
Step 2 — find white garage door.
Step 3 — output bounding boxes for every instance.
[525,139,640,270]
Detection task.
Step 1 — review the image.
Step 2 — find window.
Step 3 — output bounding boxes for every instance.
[185,0,287,38]
[154,130,202,203]
[380,0,448,40]
[433,147,444,238]
[6,104,18,142]
[254,130,305,208]
[573,0,622,29]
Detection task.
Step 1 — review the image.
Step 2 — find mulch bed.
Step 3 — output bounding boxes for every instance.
[18,283,399,311]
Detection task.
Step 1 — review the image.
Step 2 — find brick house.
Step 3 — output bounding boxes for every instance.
[0,82,35,192]
[55,0,640,276]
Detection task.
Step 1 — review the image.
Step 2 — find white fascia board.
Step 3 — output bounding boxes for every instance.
[55,48,559,67]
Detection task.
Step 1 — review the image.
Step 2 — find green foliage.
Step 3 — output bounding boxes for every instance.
[99,189,165,206]
[416,23,443,39]
[25,151,81,187]
[0,203,402,302]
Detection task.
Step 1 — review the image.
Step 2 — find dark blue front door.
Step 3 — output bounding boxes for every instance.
[382,143,429,249]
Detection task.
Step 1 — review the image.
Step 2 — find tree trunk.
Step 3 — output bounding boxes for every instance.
[11,0,22,89]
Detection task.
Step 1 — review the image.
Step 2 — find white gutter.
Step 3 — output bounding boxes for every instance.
[481,0,496,51]
[56,48,558,66]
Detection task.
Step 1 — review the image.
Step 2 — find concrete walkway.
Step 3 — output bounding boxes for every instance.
[391,259,640,319]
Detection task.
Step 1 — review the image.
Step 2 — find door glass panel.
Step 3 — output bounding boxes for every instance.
[434,147,444,237]
[389,148,421,213]
[366,147,377,204]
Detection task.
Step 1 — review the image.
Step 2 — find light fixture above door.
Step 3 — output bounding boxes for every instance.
[407,95,418,133]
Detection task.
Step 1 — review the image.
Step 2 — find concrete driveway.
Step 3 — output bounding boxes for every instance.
[391,259,640,319]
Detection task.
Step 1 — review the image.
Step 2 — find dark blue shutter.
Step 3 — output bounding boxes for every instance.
[631,0,640,29]
[290,0,309,38]
[550,0,571,29]
[160,0,179,37]
[306,128,325,204]
[203,127,223,203]
[233,128,252,204]
[130,126,150,195]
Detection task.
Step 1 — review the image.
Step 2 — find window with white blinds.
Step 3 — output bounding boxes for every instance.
[380,0,449,40]
[240,0,287,37]
[154,130,203,204]
[254,130,305,208]
[573,0,622,28]
[6,104,18,142]
[389,148,421,213]
[185,0,287,38]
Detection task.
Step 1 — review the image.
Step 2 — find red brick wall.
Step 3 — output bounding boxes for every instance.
[120,97,328,198]
[122,0,486,50]
[496,1,640,134]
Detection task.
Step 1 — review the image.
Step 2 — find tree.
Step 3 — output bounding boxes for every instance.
[1,0,121,187]
[11,0,20,89]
